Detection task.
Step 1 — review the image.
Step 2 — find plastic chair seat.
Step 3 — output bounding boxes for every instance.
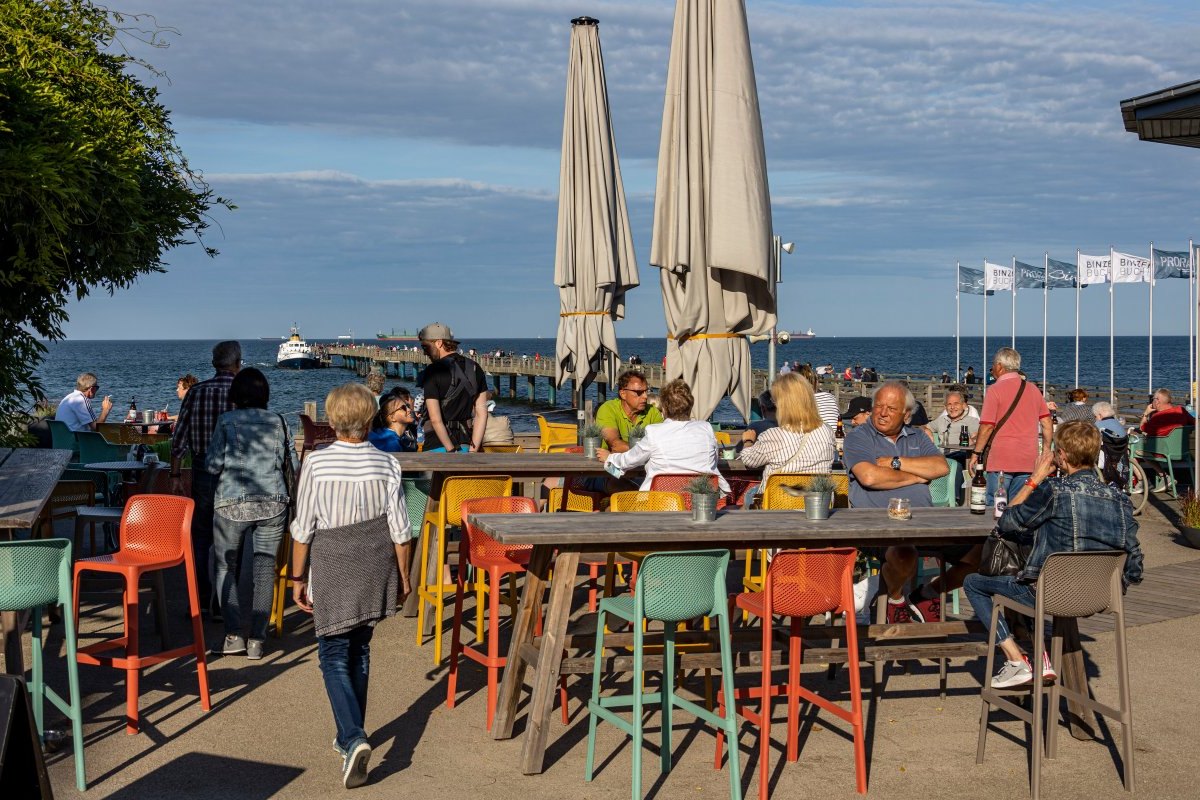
[77,550,181,570]
[470,550,532,572]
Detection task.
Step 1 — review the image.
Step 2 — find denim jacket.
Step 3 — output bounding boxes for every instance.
[205,408,297,509]
[997,469,1143,588]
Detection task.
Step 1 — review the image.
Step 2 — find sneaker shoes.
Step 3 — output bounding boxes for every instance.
[991,658,1034,689]
[218,634,246,655]
[1036,652,1057,684]
[246,639,264,660]
[885,598,925,624]
[1152,476,1170,493]
[342,739,372,789]
[908,591,942,623]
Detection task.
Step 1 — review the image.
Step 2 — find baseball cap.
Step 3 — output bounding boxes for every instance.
[418,322,458,344]
[757,389,776,413]
[841,396,872,419]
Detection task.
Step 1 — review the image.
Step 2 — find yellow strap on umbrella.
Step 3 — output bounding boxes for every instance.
[560,311,609,317]
[667,332,744,341]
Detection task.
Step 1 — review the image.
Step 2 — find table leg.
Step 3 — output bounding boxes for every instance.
[2,610,27,676]
[1055,616,1096,741]
[492,543,554,741]
[518,549,579,774]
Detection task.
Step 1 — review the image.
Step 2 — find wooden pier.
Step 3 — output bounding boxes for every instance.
[321,345,1174,422]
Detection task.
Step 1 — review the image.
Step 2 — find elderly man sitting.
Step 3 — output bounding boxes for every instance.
[843,381,948,623]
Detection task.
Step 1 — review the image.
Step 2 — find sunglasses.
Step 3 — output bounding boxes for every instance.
[622,388,648,396]
[390,403,412,413]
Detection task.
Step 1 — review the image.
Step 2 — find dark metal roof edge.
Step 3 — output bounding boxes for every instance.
[1120,79,1200,111]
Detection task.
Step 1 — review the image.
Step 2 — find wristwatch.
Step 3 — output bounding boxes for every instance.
[890,456,902,470]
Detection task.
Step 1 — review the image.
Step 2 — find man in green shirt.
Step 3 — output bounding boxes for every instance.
[595,370,664,452]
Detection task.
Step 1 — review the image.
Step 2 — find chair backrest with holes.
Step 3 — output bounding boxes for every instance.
[636,549,730,622]
[765,548,856,618]
[1037,550,1126,619]
[439,475,513,528]
[120,494,195,564]
[762,472,850,510]
[0,539,71,611]
[609,490,687,512]
[460,496,537,562]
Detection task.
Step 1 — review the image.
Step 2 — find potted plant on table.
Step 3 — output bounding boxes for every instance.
[688,476,721,523]
[582,422,604,459]
[794,474,836,520]
[1178,491,1200,548]
[627,423,646,450]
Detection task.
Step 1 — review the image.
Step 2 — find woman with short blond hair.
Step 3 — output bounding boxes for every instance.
[738,373,835,506]
[290,382,412,788]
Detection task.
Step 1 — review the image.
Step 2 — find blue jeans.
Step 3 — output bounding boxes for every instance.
[962,572,1036,645]
[985,471,1029,507]
[190,467,218,601]
[318,625,374,753]
[214,509,287,641]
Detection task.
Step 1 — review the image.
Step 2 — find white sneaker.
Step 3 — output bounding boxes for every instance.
[991,658,1033,689]
[342,739,371,789]
[1037,652,1057,684]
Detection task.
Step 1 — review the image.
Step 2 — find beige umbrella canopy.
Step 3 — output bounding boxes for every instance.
[650,0,775,421]
[555,17,639,399]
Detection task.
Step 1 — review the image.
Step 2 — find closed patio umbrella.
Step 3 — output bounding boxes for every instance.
[651,0,774,421]
[554,17,639,402]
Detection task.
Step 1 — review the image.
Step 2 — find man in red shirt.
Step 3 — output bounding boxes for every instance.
[1139,388,1194,492]
[968,347,1053,504]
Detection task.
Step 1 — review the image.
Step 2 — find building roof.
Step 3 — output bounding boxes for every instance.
[1121,79,1200,148]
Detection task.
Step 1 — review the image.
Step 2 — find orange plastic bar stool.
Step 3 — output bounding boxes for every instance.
[715,548,866,799]
[72,494,211,735]
[445,496,567,729]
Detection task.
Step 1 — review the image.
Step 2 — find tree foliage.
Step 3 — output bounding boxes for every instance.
[0,0,229,444]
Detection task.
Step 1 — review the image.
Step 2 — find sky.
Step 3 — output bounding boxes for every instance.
[58,0,1200,340]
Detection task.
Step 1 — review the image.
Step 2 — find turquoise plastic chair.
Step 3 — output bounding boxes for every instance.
[47,419,80,461]
[1133,426,1194,498]
[0,539,86,790]
[928,457,960,508]
[585,549,741,800]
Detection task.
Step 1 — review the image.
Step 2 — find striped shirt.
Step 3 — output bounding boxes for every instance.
[738,425,836,483]
[171,371,234,460]
[815,391,839,431]
[290,441,412,545]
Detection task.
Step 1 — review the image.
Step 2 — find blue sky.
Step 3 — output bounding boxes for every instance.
[61,0,1200,340]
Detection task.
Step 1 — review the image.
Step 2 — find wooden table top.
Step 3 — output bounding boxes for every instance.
[471,506,994,552]
[0,448,73,529]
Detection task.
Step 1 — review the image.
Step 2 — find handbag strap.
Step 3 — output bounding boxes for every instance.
[980,379,1027,468]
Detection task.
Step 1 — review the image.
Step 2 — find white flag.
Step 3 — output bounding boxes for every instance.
[1111,251,1151,283]
[1077,253,1111,286]
[984,261,1013,291]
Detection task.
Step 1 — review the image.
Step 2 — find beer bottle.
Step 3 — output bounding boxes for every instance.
[126,396,138,422]
[969,464,987,514]
[834,417,845,458]
[958,424,970,448]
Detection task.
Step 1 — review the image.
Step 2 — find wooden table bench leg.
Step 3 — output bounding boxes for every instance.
[517,549,579,774]
[2,610,28,676]
[492,543,554,740]
[1056,616,1096,741]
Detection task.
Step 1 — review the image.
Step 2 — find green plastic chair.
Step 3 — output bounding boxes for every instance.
[928,457,960,508]
[585,549,741,800]
[0,539,86,791]
[1133,426,1194,498]
[47,419,80,461]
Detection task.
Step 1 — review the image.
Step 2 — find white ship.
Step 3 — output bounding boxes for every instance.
[276,324,322,370]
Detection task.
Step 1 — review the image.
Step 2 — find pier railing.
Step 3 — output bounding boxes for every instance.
[321,345,1178,424]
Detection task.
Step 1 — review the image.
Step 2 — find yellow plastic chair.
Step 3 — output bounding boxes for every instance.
[482,444,523,453]
[416,474,513,662]
[603,491,687,594]
[536,415,577,452]
[743,472,850,595]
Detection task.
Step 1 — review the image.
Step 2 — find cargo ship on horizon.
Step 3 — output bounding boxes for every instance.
[377,328,419,342]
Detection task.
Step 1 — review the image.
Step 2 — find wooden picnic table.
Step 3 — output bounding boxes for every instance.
[470,506,1096,774]
[0,447,73,675]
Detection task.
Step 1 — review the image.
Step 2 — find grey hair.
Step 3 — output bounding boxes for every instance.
[1154,387,1173,404]
[212,340,242,370]
[993,347,1021,372]
[1092,401,1116,419]
[75,372,98,391]
[873,380,917,415]
[945,389,967,404]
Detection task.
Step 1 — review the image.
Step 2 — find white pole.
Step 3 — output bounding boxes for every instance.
[1042,253,1049,393]
[1080,248,1089,388]
[983,261,989,398]
[1191,239,1196,409]
[1148,241,1154,398]
[955,262,961,382]
[768,234,779,386]
[1109,245,1115,405]
[1011,256,1017,349]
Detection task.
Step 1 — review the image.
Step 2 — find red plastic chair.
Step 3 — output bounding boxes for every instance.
[72,494,211,734]
[298,413,336,461]
[715,548,866,799]
[648,472,728,510]
[446,496,566,729]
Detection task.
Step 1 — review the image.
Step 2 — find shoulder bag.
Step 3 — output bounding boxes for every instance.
[979,527,1033,577]
[978,379,1026,470]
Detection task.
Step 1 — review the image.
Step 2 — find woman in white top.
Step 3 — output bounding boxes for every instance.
[599,379,730,495]
[739,373,835,506]
[796,364,839,431]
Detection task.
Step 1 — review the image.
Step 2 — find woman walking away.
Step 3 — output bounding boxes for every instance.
[368,386,419,452]
[290,382,412,789]
[207,367,296,661]
[963,420,1143,688]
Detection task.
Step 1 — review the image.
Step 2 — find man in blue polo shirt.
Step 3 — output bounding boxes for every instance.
[843,381,948,623]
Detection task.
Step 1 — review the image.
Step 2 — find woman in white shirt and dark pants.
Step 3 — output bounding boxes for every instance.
[598,379,730,495]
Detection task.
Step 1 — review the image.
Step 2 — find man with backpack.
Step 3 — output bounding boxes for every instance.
[417,323,488,452]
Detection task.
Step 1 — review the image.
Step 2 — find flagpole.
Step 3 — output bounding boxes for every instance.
[1042,253,1049,393]
[1148,241,1154,398]
[1010,256,1017,350]
[955,262,961,382]
[1191,239,1196,409]
[1080,248,1089,388]
[1109,245,1115,405]
[983,260,988,396]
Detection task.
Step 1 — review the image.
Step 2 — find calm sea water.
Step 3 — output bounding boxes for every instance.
[33,335,1192,432]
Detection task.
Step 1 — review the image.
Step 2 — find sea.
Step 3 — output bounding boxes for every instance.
[32,335,1193,433]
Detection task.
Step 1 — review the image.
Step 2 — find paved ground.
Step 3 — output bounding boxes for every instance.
[11,493,1200,799]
